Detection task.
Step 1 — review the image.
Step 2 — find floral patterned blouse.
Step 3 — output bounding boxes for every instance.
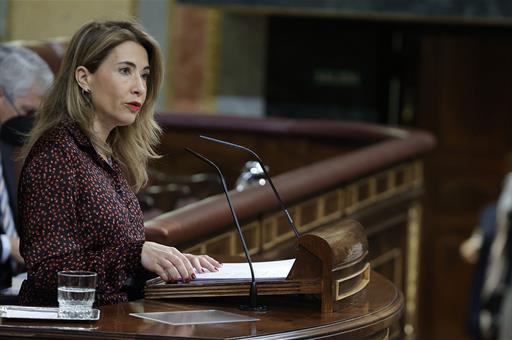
[18,119,145,306]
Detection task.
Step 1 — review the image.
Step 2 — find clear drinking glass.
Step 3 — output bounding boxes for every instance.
[57,271,97,319]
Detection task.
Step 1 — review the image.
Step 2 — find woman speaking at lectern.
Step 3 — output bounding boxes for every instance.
[18,20,220,306]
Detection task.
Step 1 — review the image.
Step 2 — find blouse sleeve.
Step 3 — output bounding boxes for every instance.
[19,142,144,305]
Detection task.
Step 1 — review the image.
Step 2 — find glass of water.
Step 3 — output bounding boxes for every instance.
[57,271,97,319]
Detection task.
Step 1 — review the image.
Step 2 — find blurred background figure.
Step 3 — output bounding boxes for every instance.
[461,173,512,339]
[0,43,53,293]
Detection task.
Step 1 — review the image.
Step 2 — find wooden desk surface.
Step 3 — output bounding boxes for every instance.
[0,272,402,339]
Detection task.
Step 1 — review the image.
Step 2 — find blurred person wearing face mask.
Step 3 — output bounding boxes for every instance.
[0,44,53,292]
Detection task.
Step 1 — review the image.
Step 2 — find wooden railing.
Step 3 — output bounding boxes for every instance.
[145,113,434,247]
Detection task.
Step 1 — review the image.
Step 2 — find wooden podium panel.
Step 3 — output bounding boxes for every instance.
[0,272,401,340]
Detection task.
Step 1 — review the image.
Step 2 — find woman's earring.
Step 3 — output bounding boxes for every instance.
[81,88,90,96]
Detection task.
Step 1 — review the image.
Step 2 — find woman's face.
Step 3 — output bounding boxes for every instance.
[85,41,150,137]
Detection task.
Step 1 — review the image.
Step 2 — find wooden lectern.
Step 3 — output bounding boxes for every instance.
[145,219,371,313]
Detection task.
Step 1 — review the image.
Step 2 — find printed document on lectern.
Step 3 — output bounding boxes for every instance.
[195,259,296,281]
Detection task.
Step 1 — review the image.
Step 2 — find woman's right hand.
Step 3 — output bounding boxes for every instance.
[141,241,196,282]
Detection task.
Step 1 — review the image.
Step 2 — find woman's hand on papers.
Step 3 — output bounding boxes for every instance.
[141,241,196,282]
[184,254,222,273]
[141,242,222,282]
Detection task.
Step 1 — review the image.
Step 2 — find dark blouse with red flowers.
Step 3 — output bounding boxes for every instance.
[18,120,145,306]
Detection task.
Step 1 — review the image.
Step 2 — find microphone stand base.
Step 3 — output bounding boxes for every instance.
[239,304,268,312]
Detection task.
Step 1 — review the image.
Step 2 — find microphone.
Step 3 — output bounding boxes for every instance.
[199,135,301,239]
[185,147,268,312]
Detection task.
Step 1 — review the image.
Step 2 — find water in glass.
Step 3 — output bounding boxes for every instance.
[58,287,96,318]
[57,271,97,319]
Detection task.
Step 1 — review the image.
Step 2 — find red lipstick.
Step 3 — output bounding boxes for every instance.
[126,102,142,112]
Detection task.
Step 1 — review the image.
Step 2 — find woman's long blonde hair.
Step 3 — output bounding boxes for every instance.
[21,20,163,192]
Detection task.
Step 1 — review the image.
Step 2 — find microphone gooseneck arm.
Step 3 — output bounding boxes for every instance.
[199,135,301,239]
[185,148,263,310]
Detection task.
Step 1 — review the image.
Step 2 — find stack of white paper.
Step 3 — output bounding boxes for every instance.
[195,259,295,281]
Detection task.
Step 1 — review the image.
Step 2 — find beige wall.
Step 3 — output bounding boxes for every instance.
[7,0,135,41]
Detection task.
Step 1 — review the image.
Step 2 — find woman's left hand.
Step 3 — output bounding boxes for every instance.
[184,254,222,273]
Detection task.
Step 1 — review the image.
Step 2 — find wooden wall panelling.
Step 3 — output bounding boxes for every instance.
[417,29,512,340]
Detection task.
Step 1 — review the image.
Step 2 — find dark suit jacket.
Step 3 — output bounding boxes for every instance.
[0,142,20,290]
[0,116,34,290]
